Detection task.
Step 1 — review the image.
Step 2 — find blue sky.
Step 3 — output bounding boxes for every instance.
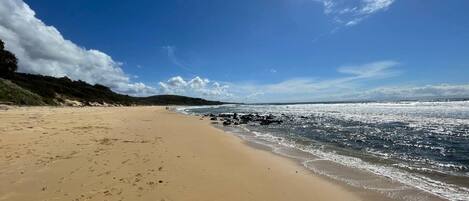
[1,0,469,102]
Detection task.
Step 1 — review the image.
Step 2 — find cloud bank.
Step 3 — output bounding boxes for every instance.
[158,76,232,100]
[316,0,395,26]
[0,0,156,96]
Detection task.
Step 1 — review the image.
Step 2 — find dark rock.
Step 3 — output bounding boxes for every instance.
[218,113,234,118]
[260,119,273,125]
[266,114,276,120]
[260,119,283,125]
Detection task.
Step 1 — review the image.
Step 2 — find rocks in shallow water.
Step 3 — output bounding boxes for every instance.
[260,119,283,125]
[239,114,253,124]
[218,113,234,118]
[206,112,285,126]
[266,114,276,120]
[204,113,217,118]
[223,120,232,126]
[259,120,269,125]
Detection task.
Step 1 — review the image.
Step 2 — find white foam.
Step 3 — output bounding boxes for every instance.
[245,130,469,201]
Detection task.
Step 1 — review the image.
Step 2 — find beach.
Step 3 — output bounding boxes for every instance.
[183,103,468,201]
[0,106,373,201]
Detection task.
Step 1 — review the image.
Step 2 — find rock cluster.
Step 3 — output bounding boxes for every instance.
[204,113,284,126]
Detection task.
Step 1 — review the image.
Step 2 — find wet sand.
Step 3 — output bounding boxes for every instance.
[1,106,367,201]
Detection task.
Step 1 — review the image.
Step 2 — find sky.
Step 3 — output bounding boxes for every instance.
[0,0,468,102]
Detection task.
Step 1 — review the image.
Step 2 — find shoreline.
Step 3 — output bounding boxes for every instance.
[179,107,450,201]
[217,127,399,201]
[1,106,368,201]
[185,115,399,201]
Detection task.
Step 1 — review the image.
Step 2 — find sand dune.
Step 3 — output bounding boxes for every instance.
[0,106,375,201]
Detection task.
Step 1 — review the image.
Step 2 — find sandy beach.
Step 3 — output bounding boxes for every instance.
[0,106,372,201]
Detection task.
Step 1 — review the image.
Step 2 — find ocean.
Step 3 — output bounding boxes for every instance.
[179,101,469,201]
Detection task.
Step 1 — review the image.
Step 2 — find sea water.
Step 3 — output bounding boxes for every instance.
[179,101,469,201]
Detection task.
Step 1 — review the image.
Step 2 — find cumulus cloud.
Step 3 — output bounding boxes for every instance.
[188,76,210,89]
[315,0,395,26]
[158,76,232,100]
[0,0,156,96]
[166,76,187,88]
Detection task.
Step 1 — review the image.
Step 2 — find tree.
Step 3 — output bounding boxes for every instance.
[0,39,18,78]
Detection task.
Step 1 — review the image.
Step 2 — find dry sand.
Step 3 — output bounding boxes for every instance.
[0,106,369,201]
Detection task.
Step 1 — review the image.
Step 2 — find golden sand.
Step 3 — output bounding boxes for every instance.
[0,106,366,201]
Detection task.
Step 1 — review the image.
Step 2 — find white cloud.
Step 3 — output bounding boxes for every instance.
[315,0,395,26]
[361,0,395,14]
[337,60,399,78]
[188,76,209,89]
[167,76,187,87]
[0,0,156,96]
[158,76,232,100]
